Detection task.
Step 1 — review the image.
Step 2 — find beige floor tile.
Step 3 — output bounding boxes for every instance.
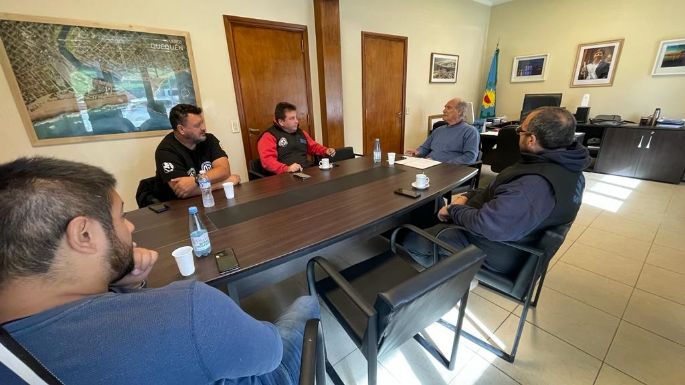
[472,285,519,312]
[576,228,651,262]
[449,353,520,385]
[512,288,620,359]
[548,238,573,271]
[331,349,400,385]
[630,179,675,196]
[624,289,685,345]
[612,205,666,226]
[561,243,643,286]
[654,227,685,252]
[442,292,511,341]
[646,244,685,274]
[545,262,633,317]
[606,321,685,385]
[320,305,359,365]
[659,215,685,234]
[566,223,587,242]
[636,264,685,306]
[594,364,645,385]
[485,314,602,385]
[589,212,657,242]
[574,205,603,227]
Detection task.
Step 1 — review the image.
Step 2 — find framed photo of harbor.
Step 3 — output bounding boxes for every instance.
[511,54,548,82]
[0,13,201,146]
[652,38,685,76]
[429,53,459,83]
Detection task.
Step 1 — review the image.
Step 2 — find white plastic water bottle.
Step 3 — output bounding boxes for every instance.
[373,138,381,164]
[198,170,214,208]
[188,206,212,257]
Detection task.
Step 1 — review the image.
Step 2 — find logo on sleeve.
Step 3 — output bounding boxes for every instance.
[201,161,212,171]
[278,137,288,148]
[162,162,174,173]
[187,168,197,177]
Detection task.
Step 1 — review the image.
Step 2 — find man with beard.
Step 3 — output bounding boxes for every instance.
[0,157,319,385]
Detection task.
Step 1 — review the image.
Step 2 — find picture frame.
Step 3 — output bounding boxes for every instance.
[511,54,549,82]
[571,39,624,87]
[0,13,201,146]
[429,53,459,83]
[651,38,685,76]
[427,114,443,134]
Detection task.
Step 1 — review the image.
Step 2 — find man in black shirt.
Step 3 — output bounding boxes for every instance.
[154,104,240,201]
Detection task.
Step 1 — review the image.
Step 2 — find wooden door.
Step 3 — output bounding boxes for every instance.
[594,127,642,177]
[635,129,685,183]
[224,16,315,165]
[362,32,407,156]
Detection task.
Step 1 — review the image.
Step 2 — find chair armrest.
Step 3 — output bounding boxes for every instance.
[248,169,266,179]
[298,319,320,385]
[437,225,544,257]
[390,224,459,255]
[306,256,376,318]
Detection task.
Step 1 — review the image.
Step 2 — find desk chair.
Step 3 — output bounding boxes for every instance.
[135,176,161,208]
[435,221,573,362]
[306,225,485,385]
[490,125,521,173]
[248,158,274,181]
[315,146,362,164]
[299,319,326,385]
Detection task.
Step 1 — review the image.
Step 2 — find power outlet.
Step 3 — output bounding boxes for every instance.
[231,120,240,133]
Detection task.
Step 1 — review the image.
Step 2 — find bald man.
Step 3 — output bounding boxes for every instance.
[407,98,479,164]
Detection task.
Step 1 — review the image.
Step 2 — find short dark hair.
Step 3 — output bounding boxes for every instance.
[274,102,297,121]
[526,107,576,149]
[169,104,202,130]
[0,157,116,288]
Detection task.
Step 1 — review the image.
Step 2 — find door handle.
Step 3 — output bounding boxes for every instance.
[637,135,644,148]
[646,135,653,149]
[248,128,260,135]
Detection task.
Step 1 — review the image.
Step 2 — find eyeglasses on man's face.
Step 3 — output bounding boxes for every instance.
[516,126,533,136]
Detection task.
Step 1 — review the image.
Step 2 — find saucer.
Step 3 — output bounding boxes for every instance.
[319,164,333,170]
[411,182,429,190]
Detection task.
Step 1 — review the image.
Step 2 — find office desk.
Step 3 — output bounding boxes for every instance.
[129,157,476,301]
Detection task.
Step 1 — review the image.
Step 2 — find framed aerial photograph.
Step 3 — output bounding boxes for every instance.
[511,54,549,82]
[571,39,623,87]
[652,38,685,76]
[0,13,201,146]
[429,53,459,83]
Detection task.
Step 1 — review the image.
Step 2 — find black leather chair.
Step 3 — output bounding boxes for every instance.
[490,125,521,173]
[299,319,326,385]
[435,221,573,362]
[430,120,448,135]
[306,225,485,385]
[135,176,161,208]
[248,158,274,181]
[328,146,361,163]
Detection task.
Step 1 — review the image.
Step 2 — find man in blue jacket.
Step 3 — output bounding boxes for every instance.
[404,107,590,275]
[0,157,318,385]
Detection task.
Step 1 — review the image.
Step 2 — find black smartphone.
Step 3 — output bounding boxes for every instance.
[215,248,240,274]
[394,188,421,198]
[148,203,169,213]
[293,172,311,179]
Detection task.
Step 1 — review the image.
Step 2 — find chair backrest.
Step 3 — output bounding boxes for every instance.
[248,158,274,180]
[491,125,521,173]
[135,176,161,208]
[329,147,356,163]
[372,245,485,356]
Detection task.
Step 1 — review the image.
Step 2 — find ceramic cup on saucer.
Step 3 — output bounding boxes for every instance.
[319,158,331,169]
[415,173,430,189]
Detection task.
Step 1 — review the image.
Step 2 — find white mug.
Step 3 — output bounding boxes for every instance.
[387,152,396,165]
[415,173,430,188]
[319,158,331,169]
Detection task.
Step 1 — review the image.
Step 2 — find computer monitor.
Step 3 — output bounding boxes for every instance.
[520,93,562,121]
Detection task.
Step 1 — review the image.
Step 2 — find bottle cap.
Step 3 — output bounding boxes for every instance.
[199,170,206,175]
[188,206,198,214]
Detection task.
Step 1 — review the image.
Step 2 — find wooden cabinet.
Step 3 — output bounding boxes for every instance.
[595,127,685,184]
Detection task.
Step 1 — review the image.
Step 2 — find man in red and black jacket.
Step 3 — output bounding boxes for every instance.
[257,102,335,174]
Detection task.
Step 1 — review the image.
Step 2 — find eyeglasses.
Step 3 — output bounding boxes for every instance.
[515,127,533,136]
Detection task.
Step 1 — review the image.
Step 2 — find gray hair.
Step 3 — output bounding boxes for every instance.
[0,157,116,288]
[454,99,469,119]
[526,107,577,149]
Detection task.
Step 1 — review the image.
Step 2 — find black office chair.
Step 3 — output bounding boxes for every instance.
[306,225,485,385]
[435,221,573,362]
[314,146,362,164]
[429,120,448,135]
[298,319,326,385]
[490,125,521,173]
[135,176,161,208]
[248,158,274,181]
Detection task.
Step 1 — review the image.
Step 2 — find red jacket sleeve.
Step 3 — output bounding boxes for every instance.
[257,133,289,174]
[303,131,328,156]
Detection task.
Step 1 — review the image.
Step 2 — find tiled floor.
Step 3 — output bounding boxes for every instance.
[243,170,685,385]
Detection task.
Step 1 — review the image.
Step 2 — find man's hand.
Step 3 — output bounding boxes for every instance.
[111,247,159,289]
[227,174,241,185]
[287,163,303,173]
[437,205,452,222]
[169,176,198,198]
[406,149,418,157]
[452,195,469,206]
[325,148,336,157]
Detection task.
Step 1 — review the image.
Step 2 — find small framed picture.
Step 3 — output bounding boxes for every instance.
[427,114,443,134]
[571,39,623,87]
[429,53,459,83]
[652,38,685,76]
[511,54,549,82]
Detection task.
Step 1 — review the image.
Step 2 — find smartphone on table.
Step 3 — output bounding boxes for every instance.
[215,248,240,274]
[394,188,421,198]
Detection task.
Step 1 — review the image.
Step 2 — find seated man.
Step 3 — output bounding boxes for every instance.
[0,157,319,385]
[154,103,240,201]
[407,98,480,164]
[258,102,335,174]
[404,107,590,275]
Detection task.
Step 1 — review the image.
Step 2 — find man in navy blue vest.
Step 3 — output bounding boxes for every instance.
[258,102,335,174]
[404,107,591,275]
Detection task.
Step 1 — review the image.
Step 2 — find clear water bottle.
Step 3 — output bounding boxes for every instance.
[198,170,214,208]
[188,206,212,257]
[373,138,381,164]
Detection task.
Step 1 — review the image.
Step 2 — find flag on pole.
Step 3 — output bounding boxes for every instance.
[480,48,499,119]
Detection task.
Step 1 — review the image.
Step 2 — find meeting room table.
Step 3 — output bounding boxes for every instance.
[127,156,477,302]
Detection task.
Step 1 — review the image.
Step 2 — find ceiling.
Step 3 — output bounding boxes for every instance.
[472,0,515,6]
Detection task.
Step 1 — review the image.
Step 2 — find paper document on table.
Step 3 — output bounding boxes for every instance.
[394,157,442,169]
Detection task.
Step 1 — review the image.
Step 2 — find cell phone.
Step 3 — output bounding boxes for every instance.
[215,248,240,274]
[394,188,421,198]
[293,172,311,179]
[148,203,169,213]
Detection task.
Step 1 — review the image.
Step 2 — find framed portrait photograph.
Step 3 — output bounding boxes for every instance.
[430,53,459,83]
[571,39,624,87]
[427,114,443,134]
[0,13,201,146]
[511,54,549,82]
[652,38,685,76]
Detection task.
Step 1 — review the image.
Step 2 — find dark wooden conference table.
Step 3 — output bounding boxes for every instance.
[127,156,476,301]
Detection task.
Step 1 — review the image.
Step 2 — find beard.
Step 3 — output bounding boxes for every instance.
[107,231,135,284]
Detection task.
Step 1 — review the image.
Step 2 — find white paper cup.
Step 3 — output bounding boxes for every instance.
[387,152,396,165]
[172,246,195,277]
[223,182,235,199]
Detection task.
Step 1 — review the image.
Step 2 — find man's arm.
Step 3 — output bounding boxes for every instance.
[156,148,197,199]
[258,133,298,174]
[302,131,334,157]
[205,157,240,190]
[444,128,480,165]
[414,134,433,158]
